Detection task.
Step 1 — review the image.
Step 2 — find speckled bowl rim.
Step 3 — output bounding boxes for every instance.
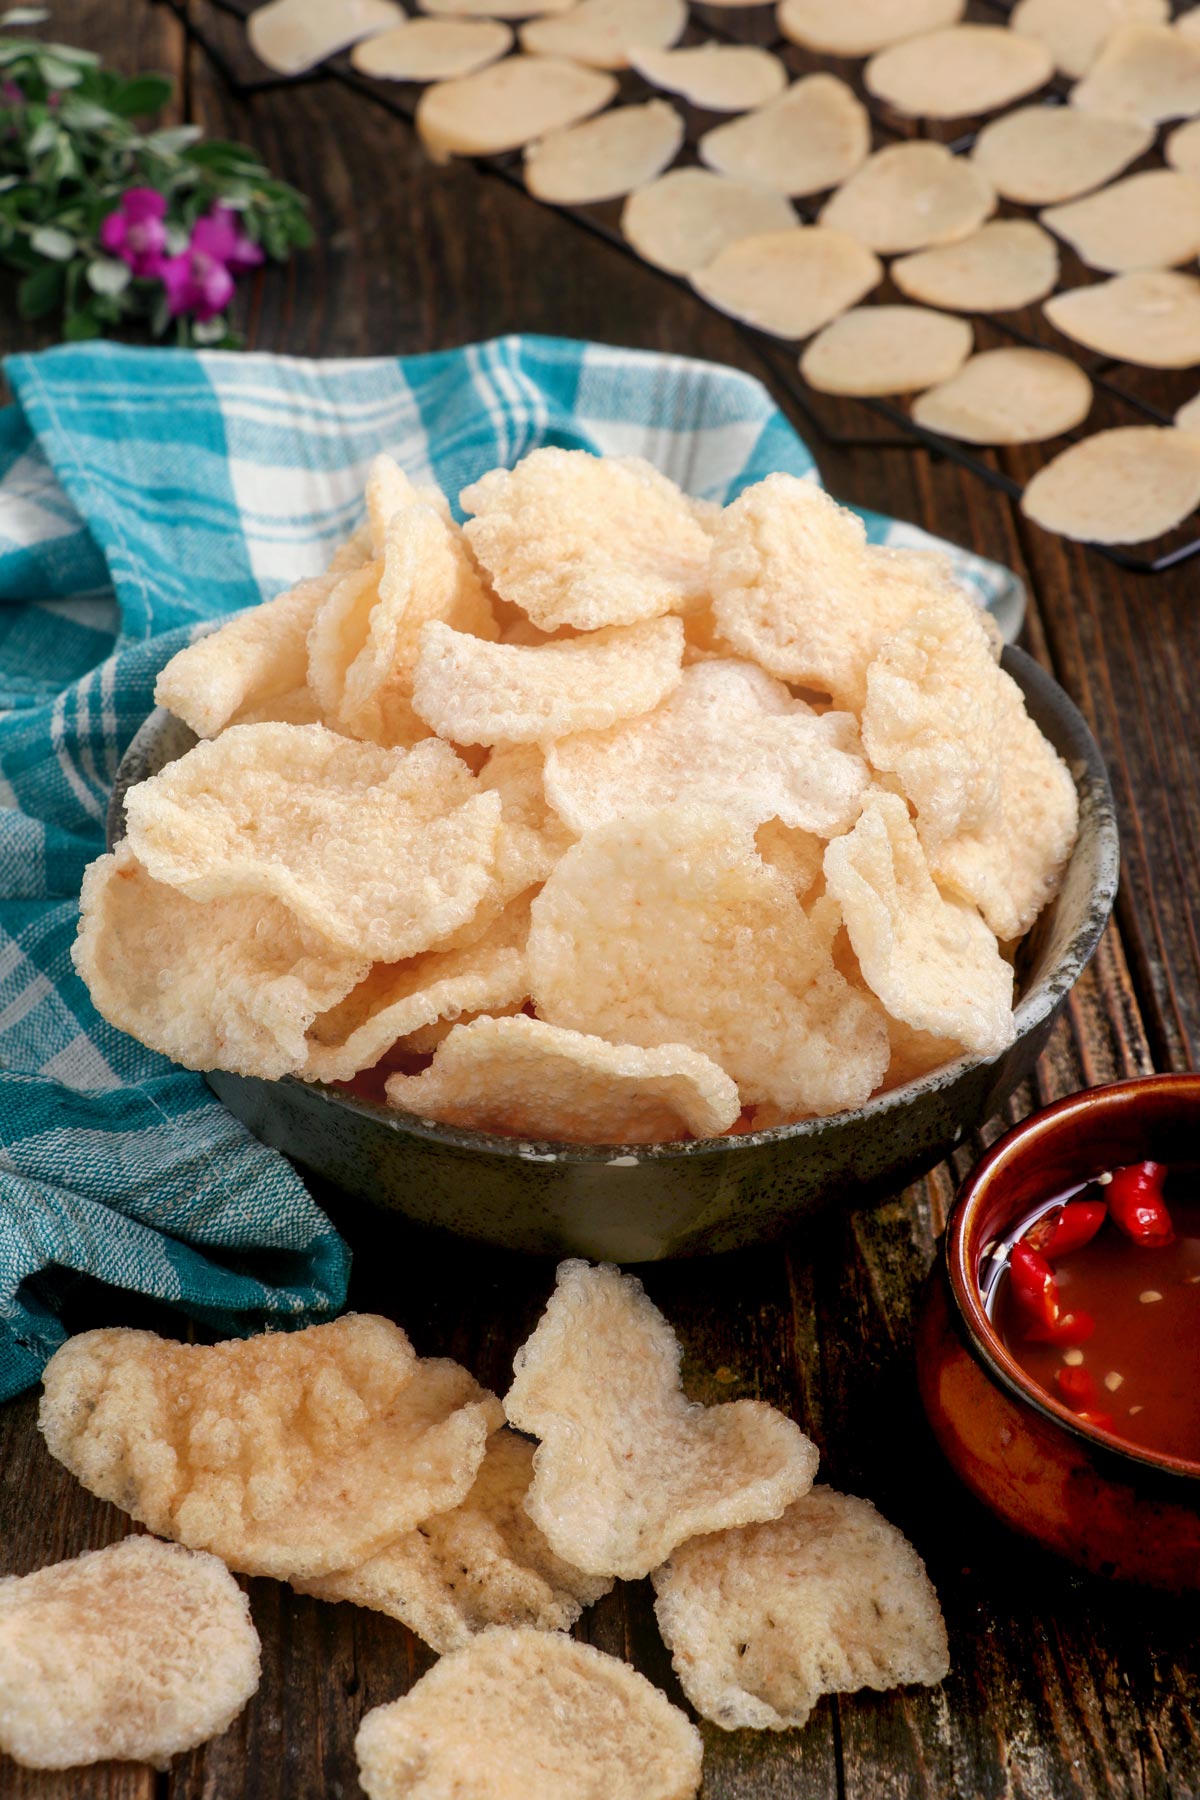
[110,644,1119,1167]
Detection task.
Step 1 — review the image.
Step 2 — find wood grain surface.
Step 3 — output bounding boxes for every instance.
[1,4,1197,1797]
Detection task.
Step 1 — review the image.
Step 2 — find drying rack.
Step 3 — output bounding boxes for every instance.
[154,0,1200,574]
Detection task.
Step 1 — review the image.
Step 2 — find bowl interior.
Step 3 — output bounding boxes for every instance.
[947,1074,1200,1481]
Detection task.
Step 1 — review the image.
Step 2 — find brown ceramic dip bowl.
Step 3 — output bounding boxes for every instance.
[916,1074,1200,1589]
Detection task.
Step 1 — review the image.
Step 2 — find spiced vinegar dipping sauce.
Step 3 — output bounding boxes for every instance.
[989,1168,1200,1463]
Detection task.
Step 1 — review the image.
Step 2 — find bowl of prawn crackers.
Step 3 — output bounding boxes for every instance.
[87,449,1117,1261]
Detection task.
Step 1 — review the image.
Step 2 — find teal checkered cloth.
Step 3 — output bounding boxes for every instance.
[0,334,1019,1402]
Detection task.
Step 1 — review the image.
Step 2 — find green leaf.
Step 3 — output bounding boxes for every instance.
[0,9,52,26]
[63,304,102,340]
[37,54,85,88]
[108,72,172,117]
[163,222,189,256]
[29,222,74,258]
[0,174,20,193]
[86,254,129,297]
[17,257,63,319]
[143,124,202,154]
[26,116,57,156]
[190,313,227,346]
[58,96,116,130]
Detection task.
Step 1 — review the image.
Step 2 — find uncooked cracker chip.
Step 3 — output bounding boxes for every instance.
[525,100,683,204]
[1011,0,1168,77]
[820,142,996,255]
[866,24,1053,117]
[631,44,785,112]
[971,104,1154,205]
[892,220,1059,312]
[123,726,503,964]
[824,792,1015,1055]
[928,670,1079,941]
[651,1486,949,1732]
[505,1261,819,1578]
[1072,23,1200,123]
[155,572,336,740]
[39,1317,503,1583]
[527,806,889,1116]
[303,896,532,1084]
[800,306,972,397]
[462,450,711,630]
[709,472,964,711]
[248,0,404,74]
[0,1537,260,1772]
[417,55,616,160]
[691,226,882,340]
[386,1014,742,1142]
[355,1627,703,1800]
[543,658,868,839]
[73,840,369,1080]
[351,16,512,80]
[1167,116,1200,176]
[1041,170,1200,274]
[297,1429,612,1651]
[1044,270,1200,368]
[912,348,1093,444]
[622,167,798,274]
[698,74,870,198]
[1176,390,1200,431]
[520,0,686,70]
[419,0,573,14]
[1020,426,1200,545]
[412,616,684,745]
[778,0,963,56]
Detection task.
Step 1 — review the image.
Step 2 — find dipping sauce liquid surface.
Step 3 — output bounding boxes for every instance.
[995,1172,1200,1463]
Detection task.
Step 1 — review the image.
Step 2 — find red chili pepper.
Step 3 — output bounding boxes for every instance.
[1074,1410,1115,1432]
[1025,1308,1096,1346]
[1054,1365,1096,1409]
[1106,1161,1174,1247]
[1008,1242,1060,1330]
[1024,1198,1107,1259]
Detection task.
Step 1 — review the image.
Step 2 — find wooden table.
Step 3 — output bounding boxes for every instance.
[2,5,1197,1796]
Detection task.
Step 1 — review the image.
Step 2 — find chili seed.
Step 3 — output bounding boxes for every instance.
[1062,1347,1085,1366]
[1104,1372,1124,1392]
[1139,1290,1163,1303]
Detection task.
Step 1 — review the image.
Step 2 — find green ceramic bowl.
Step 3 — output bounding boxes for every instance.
[108,647,1118,1261]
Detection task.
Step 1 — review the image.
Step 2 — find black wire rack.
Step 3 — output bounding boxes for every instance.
[155,0,1200,574]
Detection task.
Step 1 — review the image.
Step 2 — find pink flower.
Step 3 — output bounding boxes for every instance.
[159,205,264,322]
[99,187,169,279]
[192,204,265,276]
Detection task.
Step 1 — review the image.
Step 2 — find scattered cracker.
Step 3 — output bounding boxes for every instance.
[824,791,1015,1055]
[418,0,572,13]
[1044,271,1200,367]
[520,0,686,70]
[355,1627,703,1800]
[778,0,963,57]
[248,0,404,75]
[971,104,1154,205]
[709,472,964,711]
[1072,22,1200,123]
[691,226,882,339]
[543,658,869,838]
[1011,0,1168,77]
[527,806,889,1116]
[1020,426,1200,545]
[0,1537,260,1772]
[800,306,973,397]
[892,220,1059,312]
[865,25,1053,119]
[123,726,503,964]
[698,74,870,198]
[1176,390,1200,431]
[525,100,683,204]
[417,55,616,160]
[505,1261,819,1578]
[820,142,996,255]
[652,1486,949,1732]
[631,43,785,112]
[461,449,711,630]
[72,840,369,1080]
[622,167,797,274]
[1167,116,1200,176]
[1041,170,1200,273]
[912,348,1093,444]
[386,1014,741,1142]
[297,1429,612,1652]
[39,1317,503,1583]
[351,16,512,79]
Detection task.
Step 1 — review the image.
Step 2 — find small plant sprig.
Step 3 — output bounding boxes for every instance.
[0,8,312,346]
